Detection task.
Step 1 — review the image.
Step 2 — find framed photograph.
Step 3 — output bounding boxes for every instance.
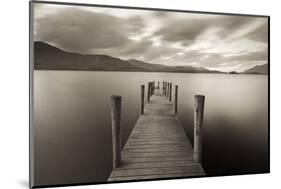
[29,1,269,188]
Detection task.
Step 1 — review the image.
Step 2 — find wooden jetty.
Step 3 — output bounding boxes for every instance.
[108,82,205,182]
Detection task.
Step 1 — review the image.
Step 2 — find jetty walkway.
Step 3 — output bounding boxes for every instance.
[108,82,205,182]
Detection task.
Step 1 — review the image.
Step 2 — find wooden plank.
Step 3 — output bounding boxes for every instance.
[108,172,205,182]
[122,151,192,158]
[122,155,194,163]
[108,94,205,181]
[123,146,193,153]
[117,160,200,169]
[125,144,191,149]
[110,165,204,177]
[125,141,190,145]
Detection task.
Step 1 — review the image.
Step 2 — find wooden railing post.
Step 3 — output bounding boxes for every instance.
[169,83,172,102]
[194,95,205,163]
[141,85,145,114]
[175,85,178,114]
[110,95,122,168]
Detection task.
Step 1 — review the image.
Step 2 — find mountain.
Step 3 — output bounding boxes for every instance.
[34,41,148,71]
[34,41,221,73]
[127,59,166,71]
[242,64,268,74]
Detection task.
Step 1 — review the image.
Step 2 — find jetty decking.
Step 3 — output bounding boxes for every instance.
[108,85,205,182]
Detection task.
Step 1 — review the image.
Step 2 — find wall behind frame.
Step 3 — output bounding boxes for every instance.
[0,0,279,189]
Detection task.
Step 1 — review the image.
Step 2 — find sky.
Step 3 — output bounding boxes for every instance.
[34,3,268,72]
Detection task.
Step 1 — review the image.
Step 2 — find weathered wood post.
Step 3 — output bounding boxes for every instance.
[150,82,152,97]
[141,85,145,114]
[166,82,169,97]
[157,81,160,94]
[194,95,205,163]
[166,82,168,96]
[163,81,166,95]
[147,82,151,102]
[151,81,155,96]
[175,85,178,114]
[110,95,122,168]
[169,83,172,102]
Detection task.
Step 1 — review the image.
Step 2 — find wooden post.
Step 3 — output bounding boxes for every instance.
[141,85,145,114]
[147,82,150,102]
[110,95,122,168]
[194,95,205,163]
[169,83,172,102]
[166,82,168,96]
[166,82,169,97]
[163,82,166,95]
[152,81,155,95]
[150,82,152,97]
[175,85,178,114]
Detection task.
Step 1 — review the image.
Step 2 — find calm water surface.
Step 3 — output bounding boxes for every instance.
[34,71,268,185]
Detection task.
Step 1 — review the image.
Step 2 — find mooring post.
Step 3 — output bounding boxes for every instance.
[141,85,145,114]
[110,95,122,168]
[163,82,166,95]
[166,82,169,97]
[175,85,178,114]
[147,82,150,102]
[150,82,153,97]
[194,95,205,163]
[169,83,172,102]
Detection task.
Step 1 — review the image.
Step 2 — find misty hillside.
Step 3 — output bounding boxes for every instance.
[34,42,147,71]
[127,59,166,71]
[34,41,221,73]
[242,64,268,74]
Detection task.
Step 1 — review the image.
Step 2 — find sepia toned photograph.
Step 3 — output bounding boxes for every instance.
[30,1,269,188]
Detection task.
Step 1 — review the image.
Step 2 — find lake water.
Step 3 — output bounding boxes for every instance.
[33,71,268,186]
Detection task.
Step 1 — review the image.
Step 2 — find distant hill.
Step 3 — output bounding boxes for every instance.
[34,41,222,73]
[242,64,268,74]
[34,41,147,71]
[127,59,166,71]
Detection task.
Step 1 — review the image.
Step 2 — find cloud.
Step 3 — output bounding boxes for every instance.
[34,3,268,72]
[246,21,268,42]
[154,17,210,43]
[35,7,132,54]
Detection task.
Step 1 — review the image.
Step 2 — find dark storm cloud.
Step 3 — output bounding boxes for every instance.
[35,8,132,53]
